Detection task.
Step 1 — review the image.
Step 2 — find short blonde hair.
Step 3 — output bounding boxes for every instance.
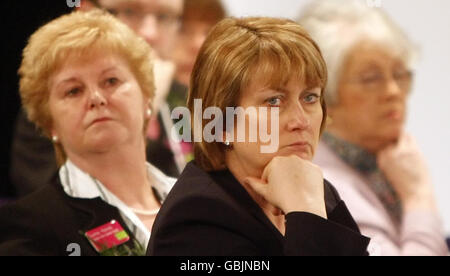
[188,17,328,171]
[19,9,154,164]
[298,0,418,106]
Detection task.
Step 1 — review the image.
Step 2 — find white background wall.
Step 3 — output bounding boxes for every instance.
[222,0,450,234]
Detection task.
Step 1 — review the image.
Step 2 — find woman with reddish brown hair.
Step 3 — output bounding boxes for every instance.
[147,17,370,256]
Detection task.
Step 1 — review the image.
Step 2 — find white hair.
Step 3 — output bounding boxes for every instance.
[297,0,418,105]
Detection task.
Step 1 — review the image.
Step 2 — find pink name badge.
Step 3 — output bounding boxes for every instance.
[85,220,130,252]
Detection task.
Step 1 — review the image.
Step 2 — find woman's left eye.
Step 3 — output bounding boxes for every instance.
[105,77,119,86]
[266,97,282,106]
[304,93,320,104]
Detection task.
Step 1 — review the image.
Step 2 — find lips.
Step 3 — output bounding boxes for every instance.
[89,117,112,127]
[284,141,311,151]
[280,141,312,159]
[384,110,403,121]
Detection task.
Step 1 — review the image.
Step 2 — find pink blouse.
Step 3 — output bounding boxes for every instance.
[314,141,448,256]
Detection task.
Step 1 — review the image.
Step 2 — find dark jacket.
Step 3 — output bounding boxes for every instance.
[0,175,139,256]
[147,162,370,256]
[10,110,58,196]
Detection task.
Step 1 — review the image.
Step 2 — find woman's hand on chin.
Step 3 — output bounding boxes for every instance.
[377,132,437,211]
[244,155,327,219]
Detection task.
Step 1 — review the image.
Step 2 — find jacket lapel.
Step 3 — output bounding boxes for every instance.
[50,175,140,255]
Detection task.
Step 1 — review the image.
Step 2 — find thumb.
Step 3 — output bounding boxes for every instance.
[244,177,269,199]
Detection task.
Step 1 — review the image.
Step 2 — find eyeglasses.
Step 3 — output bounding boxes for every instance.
[89,0,181,32]
[348,69,414,92]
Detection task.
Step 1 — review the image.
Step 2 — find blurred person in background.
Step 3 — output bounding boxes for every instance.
[0,10,175,256]
[146,0,226,177]
[172,0,226,88]
[298,0,447,255]
[10,0,184,196]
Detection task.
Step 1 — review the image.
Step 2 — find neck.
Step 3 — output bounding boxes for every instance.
[67,139,159,210]
[225,152,262,202]
[326,126,392,154]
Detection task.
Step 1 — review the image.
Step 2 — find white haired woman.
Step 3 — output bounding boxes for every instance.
[299,0,447,255]
[0,10,175,256]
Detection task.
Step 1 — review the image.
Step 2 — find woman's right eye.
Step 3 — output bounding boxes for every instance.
[66,87,80,97]
[360,72,383,84]
[123,8,137,17]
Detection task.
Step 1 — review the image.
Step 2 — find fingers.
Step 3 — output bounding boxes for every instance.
[261,161,272,182]
[245,177,284,216]
[397,132,422,155]
[244,177,268,199]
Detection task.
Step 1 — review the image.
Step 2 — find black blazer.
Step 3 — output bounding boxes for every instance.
[147,162,370,256]
[0,175,139,256]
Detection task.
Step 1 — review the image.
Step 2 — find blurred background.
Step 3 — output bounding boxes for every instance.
[1,0,449,234]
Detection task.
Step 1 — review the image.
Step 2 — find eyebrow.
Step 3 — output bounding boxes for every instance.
[55,66,118,88]
[55,77,78,88]
[101,67,119,75]
[262,86,321,94]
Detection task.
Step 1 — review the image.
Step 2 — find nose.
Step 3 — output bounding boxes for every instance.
[286,102,310,132]
[383,78,405,101]
[88,89,107,109]
[138,15,159,46]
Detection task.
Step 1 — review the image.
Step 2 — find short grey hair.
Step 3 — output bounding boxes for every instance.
[297,0,418,106]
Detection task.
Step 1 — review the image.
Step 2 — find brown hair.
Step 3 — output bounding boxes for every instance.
[19,9,154,165]
[187,17,328,171]
[182,0,226,24]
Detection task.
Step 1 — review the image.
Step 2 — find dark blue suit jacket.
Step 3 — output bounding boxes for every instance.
[0,175,139,256]
[148,162,370,256]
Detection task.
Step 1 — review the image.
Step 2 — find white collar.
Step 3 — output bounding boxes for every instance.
[59,159,176,250]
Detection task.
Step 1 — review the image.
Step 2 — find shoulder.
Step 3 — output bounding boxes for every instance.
[149,163,267,255]
[154,162,244,227]
[0,178,115,256]
[0,183,69,255]
[314,142,369,195]
[315,143,393,228]
[0,181,66,221]
[315,143,376,208]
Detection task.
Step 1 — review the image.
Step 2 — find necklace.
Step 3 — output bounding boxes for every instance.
[129,207,160,216]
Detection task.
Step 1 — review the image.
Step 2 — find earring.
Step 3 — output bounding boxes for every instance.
[146,109,152,118]
[52,136,59,143]
[326,116,333,126]
[224,140,231,147]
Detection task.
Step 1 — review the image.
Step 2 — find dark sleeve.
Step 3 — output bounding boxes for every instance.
[284,201,370,256]
[10,110,58,197]
[0,203,59,256]
[148,196,262,256]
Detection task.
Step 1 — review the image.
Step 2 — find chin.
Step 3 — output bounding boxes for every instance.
[385,125,403,139]
[375,126,403,148]
[276,149,312,161]
[86,133,124,152]
[293,152,313,161]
